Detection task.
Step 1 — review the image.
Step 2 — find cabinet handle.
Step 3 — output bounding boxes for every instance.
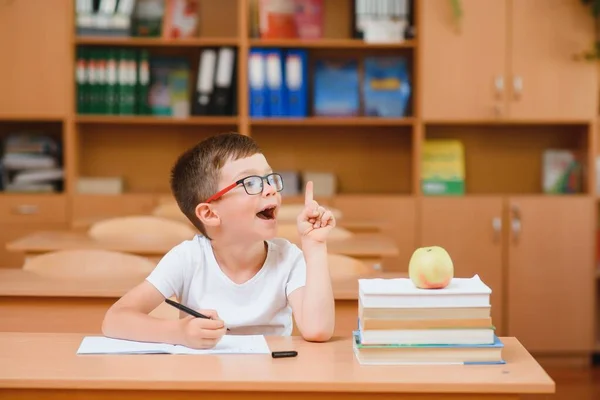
[13,204,39,215]
[494,76,504,99]
[492,217,502,243]
[510,204,522,243]
[512,76,523,100]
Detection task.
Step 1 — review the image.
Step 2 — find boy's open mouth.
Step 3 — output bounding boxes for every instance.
[256,205,277,220]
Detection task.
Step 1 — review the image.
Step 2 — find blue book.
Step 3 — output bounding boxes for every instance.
[353,331,506,365]
[313,59,359,117]
[363,56,411,117]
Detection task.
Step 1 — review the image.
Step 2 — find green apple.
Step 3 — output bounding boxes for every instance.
[408,246,454,289]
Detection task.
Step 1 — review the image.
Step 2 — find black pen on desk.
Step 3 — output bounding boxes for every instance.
[164,298,230,332]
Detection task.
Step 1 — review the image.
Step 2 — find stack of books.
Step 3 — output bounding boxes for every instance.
[353,274,505,365]
[1,133,64,193]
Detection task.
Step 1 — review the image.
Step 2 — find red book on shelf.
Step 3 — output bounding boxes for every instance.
[294,0,323,39]
[259,0,298,39]
[162,0,200,39]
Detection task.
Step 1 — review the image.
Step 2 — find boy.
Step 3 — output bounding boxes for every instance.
[102,132,336,348]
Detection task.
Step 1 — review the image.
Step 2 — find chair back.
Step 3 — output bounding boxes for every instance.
[23,249,156,280]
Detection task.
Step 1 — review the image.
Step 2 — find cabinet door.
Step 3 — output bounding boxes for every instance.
[420,197,505,335]
[0,0,69,118]
[507,197,595,352]
[509,0,597,120]
[421,0,508,120]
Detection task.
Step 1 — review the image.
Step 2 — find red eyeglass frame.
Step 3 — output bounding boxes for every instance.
[205,178,246,203]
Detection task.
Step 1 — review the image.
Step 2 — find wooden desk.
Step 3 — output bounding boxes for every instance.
[0,332,555,399]
[0,269,404,337]
[6,231,398,267]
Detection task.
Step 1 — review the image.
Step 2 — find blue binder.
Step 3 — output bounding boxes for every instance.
[264,48,287,117]
[248,48,268,117]
[285,49,308,118]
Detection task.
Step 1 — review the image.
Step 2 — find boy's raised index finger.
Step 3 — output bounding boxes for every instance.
[304,181,314,206]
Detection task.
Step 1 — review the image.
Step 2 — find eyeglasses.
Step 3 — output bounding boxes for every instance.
[205,173,284,203]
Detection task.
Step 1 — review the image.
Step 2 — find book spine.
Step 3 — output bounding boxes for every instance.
[137,49,151,115]
[105,48,118,115]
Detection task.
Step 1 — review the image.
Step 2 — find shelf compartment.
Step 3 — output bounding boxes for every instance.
[252,125,414,195]
[424,124,590,195]
[77,124,230,193]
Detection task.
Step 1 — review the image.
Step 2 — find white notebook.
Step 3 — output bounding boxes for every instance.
[76,335,271,355]
[359,274,492,308]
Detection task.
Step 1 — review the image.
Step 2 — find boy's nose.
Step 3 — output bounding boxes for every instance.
[262,180,277,196]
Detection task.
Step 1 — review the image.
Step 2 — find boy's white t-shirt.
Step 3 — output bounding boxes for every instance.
[146,235,307,336]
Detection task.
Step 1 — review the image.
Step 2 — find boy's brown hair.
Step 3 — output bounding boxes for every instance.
[170,132,262,237]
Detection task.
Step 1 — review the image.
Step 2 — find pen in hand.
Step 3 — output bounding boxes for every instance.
[164,298,230,332]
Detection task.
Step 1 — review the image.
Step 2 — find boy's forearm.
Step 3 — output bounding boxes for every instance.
[299,241,335,341]
[102,308,184,345]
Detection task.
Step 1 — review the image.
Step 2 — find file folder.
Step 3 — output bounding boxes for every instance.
[213,47,236,116]
[285,49,307,117]
[193,48,217,115]
[265,48,286,117]
[249,48,268,117]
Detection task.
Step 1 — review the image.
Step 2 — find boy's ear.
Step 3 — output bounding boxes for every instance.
[195,203,220,227]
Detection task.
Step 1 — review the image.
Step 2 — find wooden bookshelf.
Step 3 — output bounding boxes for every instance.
[75,115,239,125]
[1,0,600,363]
[250,117,415,126]
[248,38,417,49]
[74,37,240,47]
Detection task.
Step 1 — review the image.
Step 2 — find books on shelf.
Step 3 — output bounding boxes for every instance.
[76,0,137,37]
[76,0,200,39]
[353,274,505,365]
[249,0,414,43]
[0,133,64,193]
[313,59,360,117]
[421,139,465,196]
[250,0,324,40]
[249,48,309,118]
[363,56,411,117]
[353,0,414,42]
[542,149,583,194]
[249,50,412,119]
[76,45,237,117]
[162,0,200,39]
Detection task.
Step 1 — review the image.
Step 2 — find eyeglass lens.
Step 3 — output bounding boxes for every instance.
[243,174,283,195]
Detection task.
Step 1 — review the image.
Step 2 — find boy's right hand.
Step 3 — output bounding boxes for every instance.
[180,309,227,349]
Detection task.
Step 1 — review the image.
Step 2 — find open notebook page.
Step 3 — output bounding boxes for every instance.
[77,335,271,355]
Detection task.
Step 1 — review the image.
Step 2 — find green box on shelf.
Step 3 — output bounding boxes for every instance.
[421,179,465,196]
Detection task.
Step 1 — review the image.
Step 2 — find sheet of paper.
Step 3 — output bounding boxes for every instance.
[77,335,271,355]
[172,334,271,355]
